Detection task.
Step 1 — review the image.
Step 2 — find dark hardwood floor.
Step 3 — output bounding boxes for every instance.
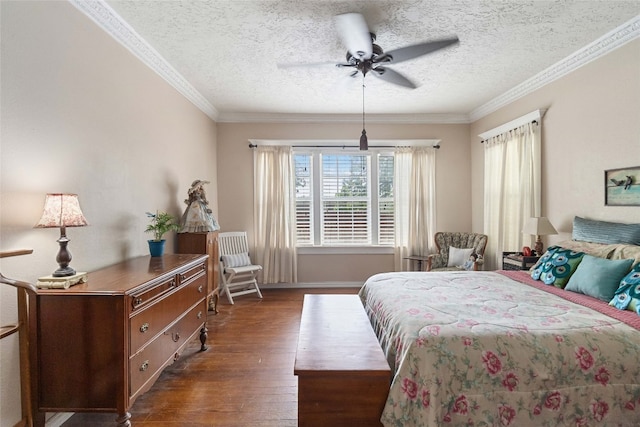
[61,287,359,427]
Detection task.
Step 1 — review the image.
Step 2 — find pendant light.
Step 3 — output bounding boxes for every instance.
[359,75,368,151]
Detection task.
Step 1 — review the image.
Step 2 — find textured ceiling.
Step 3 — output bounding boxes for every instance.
[103,0,640,121]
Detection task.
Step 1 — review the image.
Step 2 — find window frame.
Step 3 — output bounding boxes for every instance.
[294,147,395,249]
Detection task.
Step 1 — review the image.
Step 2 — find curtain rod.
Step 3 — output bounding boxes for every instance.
[480,120,538,143]
[248,143,440,149]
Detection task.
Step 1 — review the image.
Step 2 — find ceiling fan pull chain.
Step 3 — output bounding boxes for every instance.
[360,74,368,151]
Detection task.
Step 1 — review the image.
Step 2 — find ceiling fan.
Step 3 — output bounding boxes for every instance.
[279,12,459,89]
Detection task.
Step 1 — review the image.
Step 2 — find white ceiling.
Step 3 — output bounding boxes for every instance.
[79,1,639,122]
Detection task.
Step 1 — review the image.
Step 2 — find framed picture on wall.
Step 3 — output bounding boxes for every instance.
[605,166,640,206]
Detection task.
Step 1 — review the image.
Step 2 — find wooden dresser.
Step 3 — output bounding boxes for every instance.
[177,231,219,312]
[29,254,209,427]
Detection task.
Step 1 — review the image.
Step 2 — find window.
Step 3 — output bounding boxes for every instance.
[294,150,394,246]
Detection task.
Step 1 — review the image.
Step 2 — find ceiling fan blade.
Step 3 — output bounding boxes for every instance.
[277,61,338,69]
[334,13,372,60]
[385,37,459,64]
[372,67,417,89]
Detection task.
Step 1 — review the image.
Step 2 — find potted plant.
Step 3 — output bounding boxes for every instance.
[145,211,180,256]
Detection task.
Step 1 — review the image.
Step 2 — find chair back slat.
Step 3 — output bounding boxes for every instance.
[219,231,250,256]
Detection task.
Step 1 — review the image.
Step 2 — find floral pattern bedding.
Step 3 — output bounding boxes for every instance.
[359,271,640,427]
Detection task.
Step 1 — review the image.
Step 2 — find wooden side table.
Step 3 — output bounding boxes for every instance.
[404,255,431,271]
[502,252,540,271]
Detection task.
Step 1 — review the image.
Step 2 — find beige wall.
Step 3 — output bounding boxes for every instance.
[0,2,217,425]
[470,39,640,247]
[217,121,472,283]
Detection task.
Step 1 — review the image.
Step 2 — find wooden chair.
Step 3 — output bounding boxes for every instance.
[426,232,488,271]
[0,249,42,427]
[218,231,263,304]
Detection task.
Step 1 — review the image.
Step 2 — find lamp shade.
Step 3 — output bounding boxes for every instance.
[35,193,88,228]
[522,217,557,236]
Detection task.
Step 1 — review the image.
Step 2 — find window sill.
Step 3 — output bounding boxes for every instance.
[297,246,394,255]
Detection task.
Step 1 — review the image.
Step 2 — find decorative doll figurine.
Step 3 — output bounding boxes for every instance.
[179,180,220,232]
[463,253,478,271]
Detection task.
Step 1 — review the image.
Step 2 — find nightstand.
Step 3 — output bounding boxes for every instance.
[502,252,540,271]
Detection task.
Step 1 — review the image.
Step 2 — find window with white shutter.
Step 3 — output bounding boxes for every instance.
[378,154,395,245]
[321,154,370,244]
[294,150,394,247]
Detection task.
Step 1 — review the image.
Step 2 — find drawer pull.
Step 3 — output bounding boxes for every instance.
[139,323,149,333]
[172,332,180,342]
[135,297,143,306]
[140,360,149,372]
[180,274,186,281]
[197,311,203,319]
[198,285,203,293]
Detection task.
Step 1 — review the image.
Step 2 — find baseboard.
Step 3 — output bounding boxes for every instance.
[46,412,73,427]
[260,281,363,289]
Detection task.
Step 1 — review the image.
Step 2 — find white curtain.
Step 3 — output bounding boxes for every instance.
[253,145,297,283]
[483,122,541,270]
[394,147,437,271]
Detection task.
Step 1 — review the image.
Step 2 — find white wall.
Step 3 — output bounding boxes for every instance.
[0,2,218,425]
[470,39,640,247]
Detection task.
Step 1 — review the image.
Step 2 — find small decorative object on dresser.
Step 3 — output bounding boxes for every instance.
[179,179,220,232]
[34,193,88,277]
[145,210,180,256]
[605,166,640,206]
[502,251,540,270]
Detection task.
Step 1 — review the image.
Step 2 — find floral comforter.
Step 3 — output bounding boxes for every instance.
[359,271,640,427]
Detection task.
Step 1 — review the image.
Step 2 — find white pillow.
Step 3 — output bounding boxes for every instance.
[221,252,252,268]
[447,247,474,267]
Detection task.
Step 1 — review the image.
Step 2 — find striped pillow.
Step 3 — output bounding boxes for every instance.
[572,216,640,246]
[221,252,252,268]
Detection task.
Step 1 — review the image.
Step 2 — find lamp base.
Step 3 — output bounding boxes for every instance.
[37,272,87,289]
[534,237,544,256]
[52,266,76,277]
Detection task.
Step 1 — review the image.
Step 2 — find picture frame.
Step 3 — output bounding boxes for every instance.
[604,166,640,206]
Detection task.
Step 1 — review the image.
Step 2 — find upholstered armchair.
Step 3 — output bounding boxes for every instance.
[426,232,488,272]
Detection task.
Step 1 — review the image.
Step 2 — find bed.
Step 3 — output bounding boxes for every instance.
[359,230,640,426]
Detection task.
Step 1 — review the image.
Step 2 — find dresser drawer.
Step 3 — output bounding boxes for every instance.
[129,300,207,397]
[178,262,206,285]
[129,275,177,312]
[130,274,207,353]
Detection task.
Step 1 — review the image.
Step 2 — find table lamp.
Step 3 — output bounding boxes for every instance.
[522,216,557,256]
[35,193,88,277]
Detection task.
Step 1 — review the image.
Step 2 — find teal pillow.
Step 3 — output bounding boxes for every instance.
[609,263,640,315]
[565,254,633,301]
[531,246,584,288]
[530,246,559,278]
[573,216,640,245]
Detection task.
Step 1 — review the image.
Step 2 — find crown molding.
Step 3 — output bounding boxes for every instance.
[217,112,470,124]
[69,0,219,121]
[70,1,637,125]
[470,15,640,122]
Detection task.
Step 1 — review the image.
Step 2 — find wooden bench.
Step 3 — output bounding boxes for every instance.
[294,294,391,427]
